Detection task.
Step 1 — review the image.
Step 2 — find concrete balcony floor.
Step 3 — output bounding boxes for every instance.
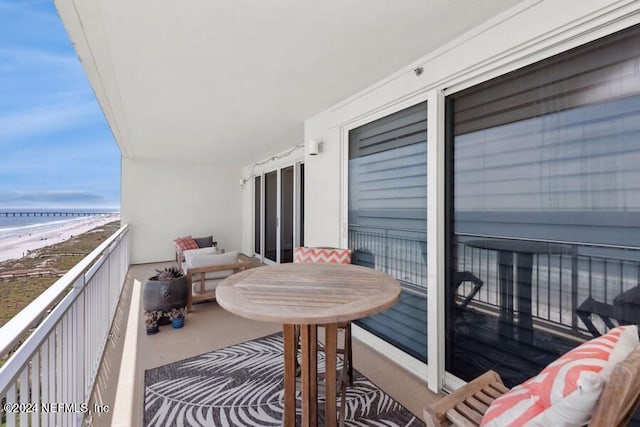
[88,258,438,426]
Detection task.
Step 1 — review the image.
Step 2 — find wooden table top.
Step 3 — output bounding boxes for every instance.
[216,263,401,325]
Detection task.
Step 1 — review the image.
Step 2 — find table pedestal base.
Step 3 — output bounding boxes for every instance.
[282,323,340,427]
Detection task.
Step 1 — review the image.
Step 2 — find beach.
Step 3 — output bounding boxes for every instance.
[0,214,120,263]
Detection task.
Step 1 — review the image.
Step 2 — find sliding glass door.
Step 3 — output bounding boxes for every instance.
[348,102,428,362]
[254,162,304,264]
[264,171,278,262]
[445,23,640,387]
[280,166,294,263]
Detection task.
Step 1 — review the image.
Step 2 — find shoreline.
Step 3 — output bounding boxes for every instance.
[0,214,120,263]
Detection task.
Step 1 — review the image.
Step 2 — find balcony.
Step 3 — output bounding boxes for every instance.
[0,226,434,426]
[5,1,640,426]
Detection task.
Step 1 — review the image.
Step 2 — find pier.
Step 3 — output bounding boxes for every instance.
[0,211,115,217]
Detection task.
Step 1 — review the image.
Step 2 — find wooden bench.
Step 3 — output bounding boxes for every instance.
[424,345,640,427]
[186,260,249,311]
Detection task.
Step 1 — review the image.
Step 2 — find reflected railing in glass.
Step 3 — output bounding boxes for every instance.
[454,234,640,338]
[348,225,427,292]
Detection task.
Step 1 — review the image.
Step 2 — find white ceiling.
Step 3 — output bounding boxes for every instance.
[56,0,521,166]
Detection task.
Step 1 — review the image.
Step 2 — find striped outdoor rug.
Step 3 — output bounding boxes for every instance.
[144,332,424,426]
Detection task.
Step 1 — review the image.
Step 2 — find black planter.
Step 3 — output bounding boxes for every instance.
[143,276,189,313]
[146,324,159,335]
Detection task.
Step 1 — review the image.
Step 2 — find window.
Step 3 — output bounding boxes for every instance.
[253,163,304,263]
[348,102,428,362]
[446,23,640,387]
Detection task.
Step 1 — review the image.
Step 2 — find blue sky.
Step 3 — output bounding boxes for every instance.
[0,0,120,209]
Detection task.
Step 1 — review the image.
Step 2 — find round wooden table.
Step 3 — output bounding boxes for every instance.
[216,263,401,427]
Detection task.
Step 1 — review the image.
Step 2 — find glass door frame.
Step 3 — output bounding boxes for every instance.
[253,161,304,264]
[337,89,469,393]
[339,94,433,384]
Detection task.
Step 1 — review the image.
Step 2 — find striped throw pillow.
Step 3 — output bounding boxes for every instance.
[481,325,639,427]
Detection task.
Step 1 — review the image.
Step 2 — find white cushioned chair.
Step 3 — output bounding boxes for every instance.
[183,249,248,311]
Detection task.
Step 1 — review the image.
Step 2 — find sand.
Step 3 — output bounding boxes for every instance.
[0,215,121,262]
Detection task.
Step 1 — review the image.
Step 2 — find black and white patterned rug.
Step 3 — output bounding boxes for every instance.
[144,333,424,426]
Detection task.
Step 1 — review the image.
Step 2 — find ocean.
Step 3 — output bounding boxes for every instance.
[0,208,120,240]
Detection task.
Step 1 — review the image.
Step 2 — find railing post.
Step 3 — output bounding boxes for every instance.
[571,248,579,331]
[384,229,389,274]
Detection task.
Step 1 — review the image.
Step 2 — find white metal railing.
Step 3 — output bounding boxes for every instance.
[0,225,129,427]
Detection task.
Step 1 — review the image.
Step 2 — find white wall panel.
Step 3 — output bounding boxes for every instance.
[122,158,242,264]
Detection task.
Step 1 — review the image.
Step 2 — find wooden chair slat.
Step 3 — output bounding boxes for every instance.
[446,408,477,427]
[466,396,489,414]
[455,402,483,424]
[424,371,502,427]
[489,382,509,394]
[482,385,502,399]
[474,391,495,406]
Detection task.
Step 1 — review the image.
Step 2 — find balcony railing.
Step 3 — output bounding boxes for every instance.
[349,225,640,337]
[0,225,129,427]
[348,225,427,292]
[456,234,640,335]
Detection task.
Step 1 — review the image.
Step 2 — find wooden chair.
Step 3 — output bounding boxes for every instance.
[186,260,249,311]
[577,285,640,337]
[453,271,483,310]
[293,247,354,385]
[423,345,640,427]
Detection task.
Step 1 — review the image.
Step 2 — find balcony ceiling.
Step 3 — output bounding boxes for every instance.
[56,0,521,165]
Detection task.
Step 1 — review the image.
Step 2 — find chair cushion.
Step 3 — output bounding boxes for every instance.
[174,235,199,251]
[193,235,214,248]
[294,247,352,264]
[481,325,639,426]
[186,251,239,279]
[192,277,224,294]
[183,246,217,259]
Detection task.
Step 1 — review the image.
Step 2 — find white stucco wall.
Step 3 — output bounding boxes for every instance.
[122,158,243,264]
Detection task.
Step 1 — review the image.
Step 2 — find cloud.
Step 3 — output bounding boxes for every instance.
[0,190,108,207]
[0,0,120,209]
[0,101,101,142]
[0,47,79,69]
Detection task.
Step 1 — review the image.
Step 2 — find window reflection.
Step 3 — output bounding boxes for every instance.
[447,24,640,387]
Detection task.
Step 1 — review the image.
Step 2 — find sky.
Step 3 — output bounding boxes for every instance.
[0,0,120,209]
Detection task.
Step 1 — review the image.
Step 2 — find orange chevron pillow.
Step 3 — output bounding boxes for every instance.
[481,325,639,426]
[293,247,352,264]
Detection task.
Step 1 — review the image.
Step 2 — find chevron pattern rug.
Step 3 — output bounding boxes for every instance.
[144,333,424,426]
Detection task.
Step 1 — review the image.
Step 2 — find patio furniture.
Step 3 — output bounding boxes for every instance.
[216,263,401,427]
[577,285,640,337]
[453,271,483,310]
[423,330,640,427]
[183,250,248,311]
[173,235,217,270]
[464,239,573,344]
[293,246,354,385]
